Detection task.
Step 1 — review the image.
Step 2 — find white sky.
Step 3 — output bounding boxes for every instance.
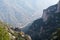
[4,0,59,18]
[3,0,59,22]
[16,0,59,18]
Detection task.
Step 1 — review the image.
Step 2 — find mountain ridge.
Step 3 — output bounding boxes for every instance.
[25,1,60,40]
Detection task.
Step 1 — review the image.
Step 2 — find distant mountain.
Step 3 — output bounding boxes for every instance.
[0,0,44,28]
[25,1,60,40]
[0,0,34,28]
[0,0,57,28]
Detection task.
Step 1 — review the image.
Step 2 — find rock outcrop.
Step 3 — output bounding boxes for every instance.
[25,0,60,40]
[0,21,32,40]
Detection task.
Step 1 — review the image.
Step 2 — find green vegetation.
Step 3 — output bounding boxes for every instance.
[0,21,32,40]
[0,22,10,40]
[50,28,60,40]
[49,12,60,40]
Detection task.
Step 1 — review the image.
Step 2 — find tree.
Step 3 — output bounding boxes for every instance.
[50,28,60,40]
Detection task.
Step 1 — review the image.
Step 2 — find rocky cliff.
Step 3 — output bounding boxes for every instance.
[25,1,60,40]
[42,0,60,22]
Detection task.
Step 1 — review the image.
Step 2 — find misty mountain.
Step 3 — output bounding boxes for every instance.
[25,1,60,40]
[0,0,58,28]
[0,0,35,28]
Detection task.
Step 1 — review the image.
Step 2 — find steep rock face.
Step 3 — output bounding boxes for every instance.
[42,0,60,22]
[25,1,60,40]
[26,18,44,40]
[57,0,60,12]
[42,4,57,21]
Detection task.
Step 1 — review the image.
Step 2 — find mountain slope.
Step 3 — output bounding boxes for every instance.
[0,0,33,28]
[0,21,32,40]
[25,1,60,40]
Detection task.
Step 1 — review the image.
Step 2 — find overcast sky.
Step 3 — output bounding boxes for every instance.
[4,0,59,18]
[16,0,59,20]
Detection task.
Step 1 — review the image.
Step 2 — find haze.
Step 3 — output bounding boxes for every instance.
[4,0,58,19]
